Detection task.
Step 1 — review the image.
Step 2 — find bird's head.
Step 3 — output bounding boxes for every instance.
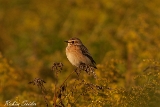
[65,37,83,46]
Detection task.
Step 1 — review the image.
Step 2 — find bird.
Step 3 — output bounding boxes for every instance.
[65,37,97,69]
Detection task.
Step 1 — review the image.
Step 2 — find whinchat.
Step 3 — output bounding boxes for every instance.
[65,37,97,69]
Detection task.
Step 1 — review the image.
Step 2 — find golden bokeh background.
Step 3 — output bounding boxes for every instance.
[0,0,160,106]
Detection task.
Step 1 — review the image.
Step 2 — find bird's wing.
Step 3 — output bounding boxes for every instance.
[80,45,96,65]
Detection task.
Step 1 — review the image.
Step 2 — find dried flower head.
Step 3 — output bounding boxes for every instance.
[77,63,97,78]
[52,62,63,75]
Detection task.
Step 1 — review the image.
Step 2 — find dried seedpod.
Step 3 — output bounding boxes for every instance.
[52,62,64,75]
[29,78,48,107]
[78,63,97,78]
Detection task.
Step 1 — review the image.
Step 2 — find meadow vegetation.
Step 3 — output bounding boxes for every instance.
[0,0,160,106]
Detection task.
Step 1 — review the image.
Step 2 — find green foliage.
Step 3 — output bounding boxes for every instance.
[0,0,160,106]
[28,61,160,107]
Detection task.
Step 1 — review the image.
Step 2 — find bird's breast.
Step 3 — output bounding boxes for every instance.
[66,47,81,67]
[66,46,91,67]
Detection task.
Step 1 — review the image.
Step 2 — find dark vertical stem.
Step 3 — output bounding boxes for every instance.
[53,69,58,107]
[54,83,57,107]
[60,70,75,88]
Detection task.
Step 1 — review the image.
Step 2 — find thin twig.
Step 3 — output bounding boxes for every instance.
[54,83,57,107]
[29,78,49,107]
[59,70,75,88]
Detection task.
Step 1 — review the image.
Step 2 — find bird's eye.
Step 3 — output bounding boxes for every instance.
[72,41,74,44]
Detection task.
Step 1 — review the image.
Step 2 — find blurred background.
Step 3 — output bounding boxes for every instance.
[0,0,160,106]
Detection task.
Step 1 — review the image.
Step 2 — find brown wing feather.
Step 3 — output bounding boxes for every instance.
[80,45,97,68]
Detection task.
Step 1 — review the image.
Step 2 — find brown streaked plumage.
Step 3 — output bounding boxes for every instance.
[65,37,97,69]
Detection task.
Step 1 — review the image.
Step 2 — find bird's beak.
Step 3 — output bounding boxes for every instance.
[64,40,68,43]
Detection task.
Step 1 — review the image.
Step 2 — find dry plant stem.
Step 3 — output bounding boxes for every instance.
[29,78,48,107]
[54,73,58,107]
[38,85,48,107]
[59,70,75,88]
[73,93,81,105]
[54,83,57,107]
[52,62,63,107]
[55,70,75,106]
